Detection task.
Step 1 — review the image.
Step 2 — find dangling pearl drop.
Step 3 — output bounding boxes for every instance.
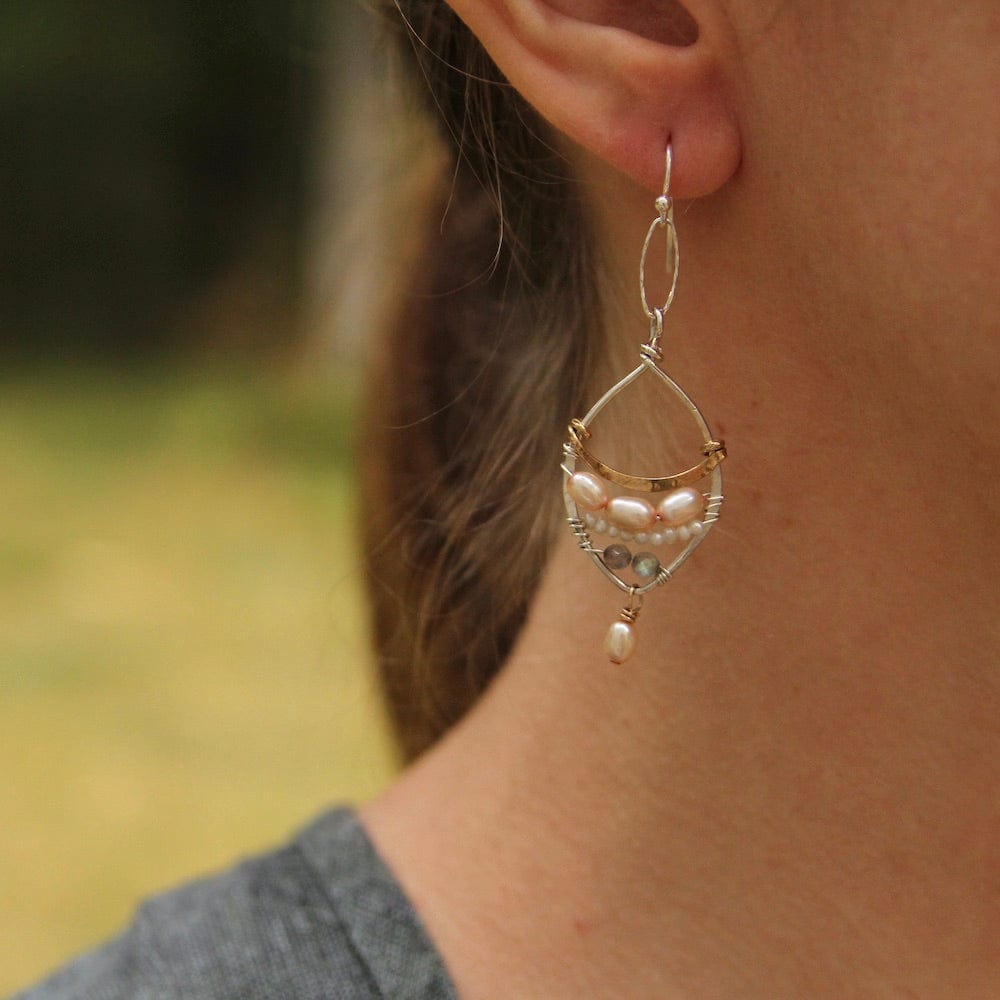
[604,619,636,664]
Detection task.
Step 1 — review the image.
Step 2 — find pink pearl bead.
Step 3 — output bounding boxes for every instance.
[657,487,703,527]
[607,496,656,532]
[568,471,609,512]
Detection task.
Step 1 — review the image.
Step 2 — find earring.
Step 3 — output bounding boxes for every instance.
[561,144,726,664]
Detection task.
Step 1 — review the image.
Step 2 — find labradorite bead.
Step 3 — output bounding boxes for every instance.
[632,551,661,579]
[602,544,632,570]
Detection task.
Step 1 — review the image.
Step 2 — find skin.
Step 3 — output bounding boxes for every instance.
[364,2,999,996]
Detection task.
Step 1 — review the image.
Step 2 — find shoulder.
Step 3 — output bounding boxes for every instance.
[10,808,457,1000]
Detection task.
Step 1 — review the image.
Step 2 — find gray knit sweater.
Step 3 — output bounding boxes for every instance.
[10,808,459,1000]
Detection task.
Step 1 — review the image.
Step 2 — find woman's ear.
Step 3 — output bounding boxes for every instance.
[443,0,742,197]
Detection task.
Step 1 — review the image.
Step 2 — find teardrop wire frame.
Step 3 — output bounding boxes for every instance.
[561,353,724,597]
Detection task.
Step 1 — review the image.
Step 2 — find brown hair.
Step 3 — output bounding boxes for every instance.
[361,1,599,761]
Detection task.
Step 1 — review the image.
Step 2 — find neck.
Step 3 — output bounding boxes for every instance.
[361,166,999,998]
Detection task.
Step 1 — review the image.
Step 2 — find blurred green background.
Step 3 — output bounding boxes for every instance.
[1,1,399,990]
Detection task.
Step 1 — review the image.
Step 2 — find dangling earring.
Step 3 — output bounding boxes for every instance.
[561,143,726,663]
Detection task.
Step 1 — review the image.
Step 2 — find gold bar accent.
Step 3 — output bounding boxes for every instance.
[568,420,726,493]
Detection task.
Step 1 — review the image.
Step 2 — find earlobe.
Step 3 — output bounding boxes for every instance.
[444,0,742,197]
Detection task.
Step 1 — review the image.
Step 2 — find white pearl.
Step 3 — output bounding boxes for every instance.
[657,487,703,527]
[650,532,664,547]
[607,525,618,537]
[690,521,704,535]
[619,530,634,542]
[678,524,691,541]
[584,512,595,527]
[605,620,636,664]
[568,472,609,512]
[635,532,649,544]
[594,519,608,534]
[607,496,657,531]
[663,528,677,544]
